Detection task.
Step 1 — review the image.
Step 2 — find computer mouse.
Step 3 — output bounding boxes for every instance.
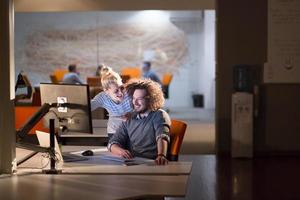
[81,150,94,156]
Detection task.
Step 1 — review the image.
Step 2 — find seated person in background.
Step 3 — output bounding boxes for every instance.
[142,61,162,84]
[62,64,83,84]
[108,79,170,165]
[91,66,133,138]
[95,64,104,76]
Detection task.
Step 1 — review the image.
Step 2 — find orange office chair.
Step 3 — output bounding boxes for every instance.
[121,67,141,79]
[162,73,173,99]
[120,75,131,83]
[87,76,102,87]
[168,119,187,161]
[53,69,68,82]
[31,87,41,106]
[49,74,59,84]
[15,106,49,135]
[49,69,68,83]
[87,76,103,99]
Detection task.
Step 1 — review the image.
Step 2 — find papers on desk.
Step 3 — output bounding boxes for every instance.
[100,154,154,166]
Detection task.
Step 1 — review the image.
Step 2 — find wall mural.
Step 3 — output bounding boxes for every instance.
[21,21,188,84]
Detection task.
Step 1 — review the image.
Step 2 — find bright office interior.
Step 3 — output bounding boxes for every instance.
[15,10,216,154]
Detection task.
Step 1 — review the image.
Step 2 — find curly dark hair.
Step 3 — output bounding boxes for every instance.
[125,78,165,111]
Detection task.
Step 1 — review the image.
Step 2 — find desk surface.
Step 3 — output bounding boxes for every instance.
[16,146,192,176]
[0,174,189,200]
[14,146,192,199]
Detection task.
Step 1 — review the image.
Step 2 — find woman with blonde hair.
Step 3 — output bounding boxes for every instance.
[91,67,132,138]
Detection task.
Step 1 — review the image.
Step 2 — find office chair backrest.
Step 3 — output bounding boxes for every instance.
[53,69,68,82]
[168,119,187,161]
[120,75,131,83]
[162,73,173,86]
[49,74,59,84]
[15,106,48,135]
[32,87,41,106]
[121,67,141,79]
[87,76,102,87]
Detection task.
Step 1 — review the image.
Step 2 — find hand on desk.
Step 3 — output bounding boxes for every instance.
[110,144,168,165]
[155,154,168,165]
[110,144,133,159]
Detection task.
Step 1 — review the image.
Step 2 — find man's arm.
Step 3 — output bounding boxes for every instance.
[108,122,133,159]
[151,72,162,85]
[155,137,168,165]
[74,74,84,84]
[110,144,133,159]
[154,109,171,165]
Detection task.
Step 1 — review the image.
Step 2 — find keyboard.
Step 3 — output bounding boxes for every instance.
[62,152,88,162]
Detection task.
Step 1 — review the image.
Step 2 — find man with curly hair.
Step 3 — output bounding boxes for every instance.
[108,79,170,165]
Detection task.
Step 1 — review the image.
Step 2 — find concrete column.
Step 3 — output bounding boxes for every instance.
[0,0,16,174]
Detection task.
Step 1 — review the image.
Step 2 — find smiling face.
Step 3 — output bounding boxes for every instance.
[132,89,148,113]
[104,83,124,103]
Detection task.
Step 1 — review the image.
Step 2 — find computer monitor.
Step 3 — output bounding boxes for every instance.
[40,83,93,134]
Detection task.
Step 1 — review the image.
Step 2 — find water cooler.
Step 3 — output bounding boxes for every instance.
[231,65,253,158]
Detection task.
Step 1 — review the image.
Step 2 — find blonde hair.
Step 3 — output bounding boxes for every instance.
[125,78,165,111]
[100,66,112,76]
[101,68,123,90]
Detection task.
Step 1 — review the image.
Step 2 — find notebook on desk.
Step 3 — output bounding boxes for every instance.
[36,130,88,162]
[99,153,154,165]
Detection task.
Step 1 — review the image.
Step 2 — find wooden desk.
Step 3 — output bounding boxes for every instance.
[14,147,192,199]
[17,147,192,176]
[0,174,189,200]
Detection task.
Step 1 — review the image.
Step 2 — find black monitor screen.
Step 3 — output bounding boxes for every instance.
[40,83,93,134]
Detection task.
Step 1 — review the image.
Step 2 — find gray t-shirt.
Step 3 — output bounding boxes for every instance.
[108,109,171,159]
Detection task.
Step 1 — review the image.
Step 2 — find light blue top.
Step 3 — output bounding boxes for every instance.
[91,92,133,133]
[62,72,83,84]
[143,70,161,84]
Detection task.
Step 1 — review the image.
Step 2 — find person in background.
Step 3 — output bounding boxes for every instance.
[142,61,162,84]
[62,64,83,84]
[91,67,133,139]
[108,79,170,165]
[95,64,104,76]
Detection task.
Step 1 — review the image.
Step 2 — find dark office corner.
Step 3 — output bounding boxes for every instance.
[255,84,300,156]
[216,0,267,156]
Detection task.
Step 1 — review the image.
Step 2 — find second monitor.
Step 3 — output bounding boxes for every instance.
[40,83,93,134]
